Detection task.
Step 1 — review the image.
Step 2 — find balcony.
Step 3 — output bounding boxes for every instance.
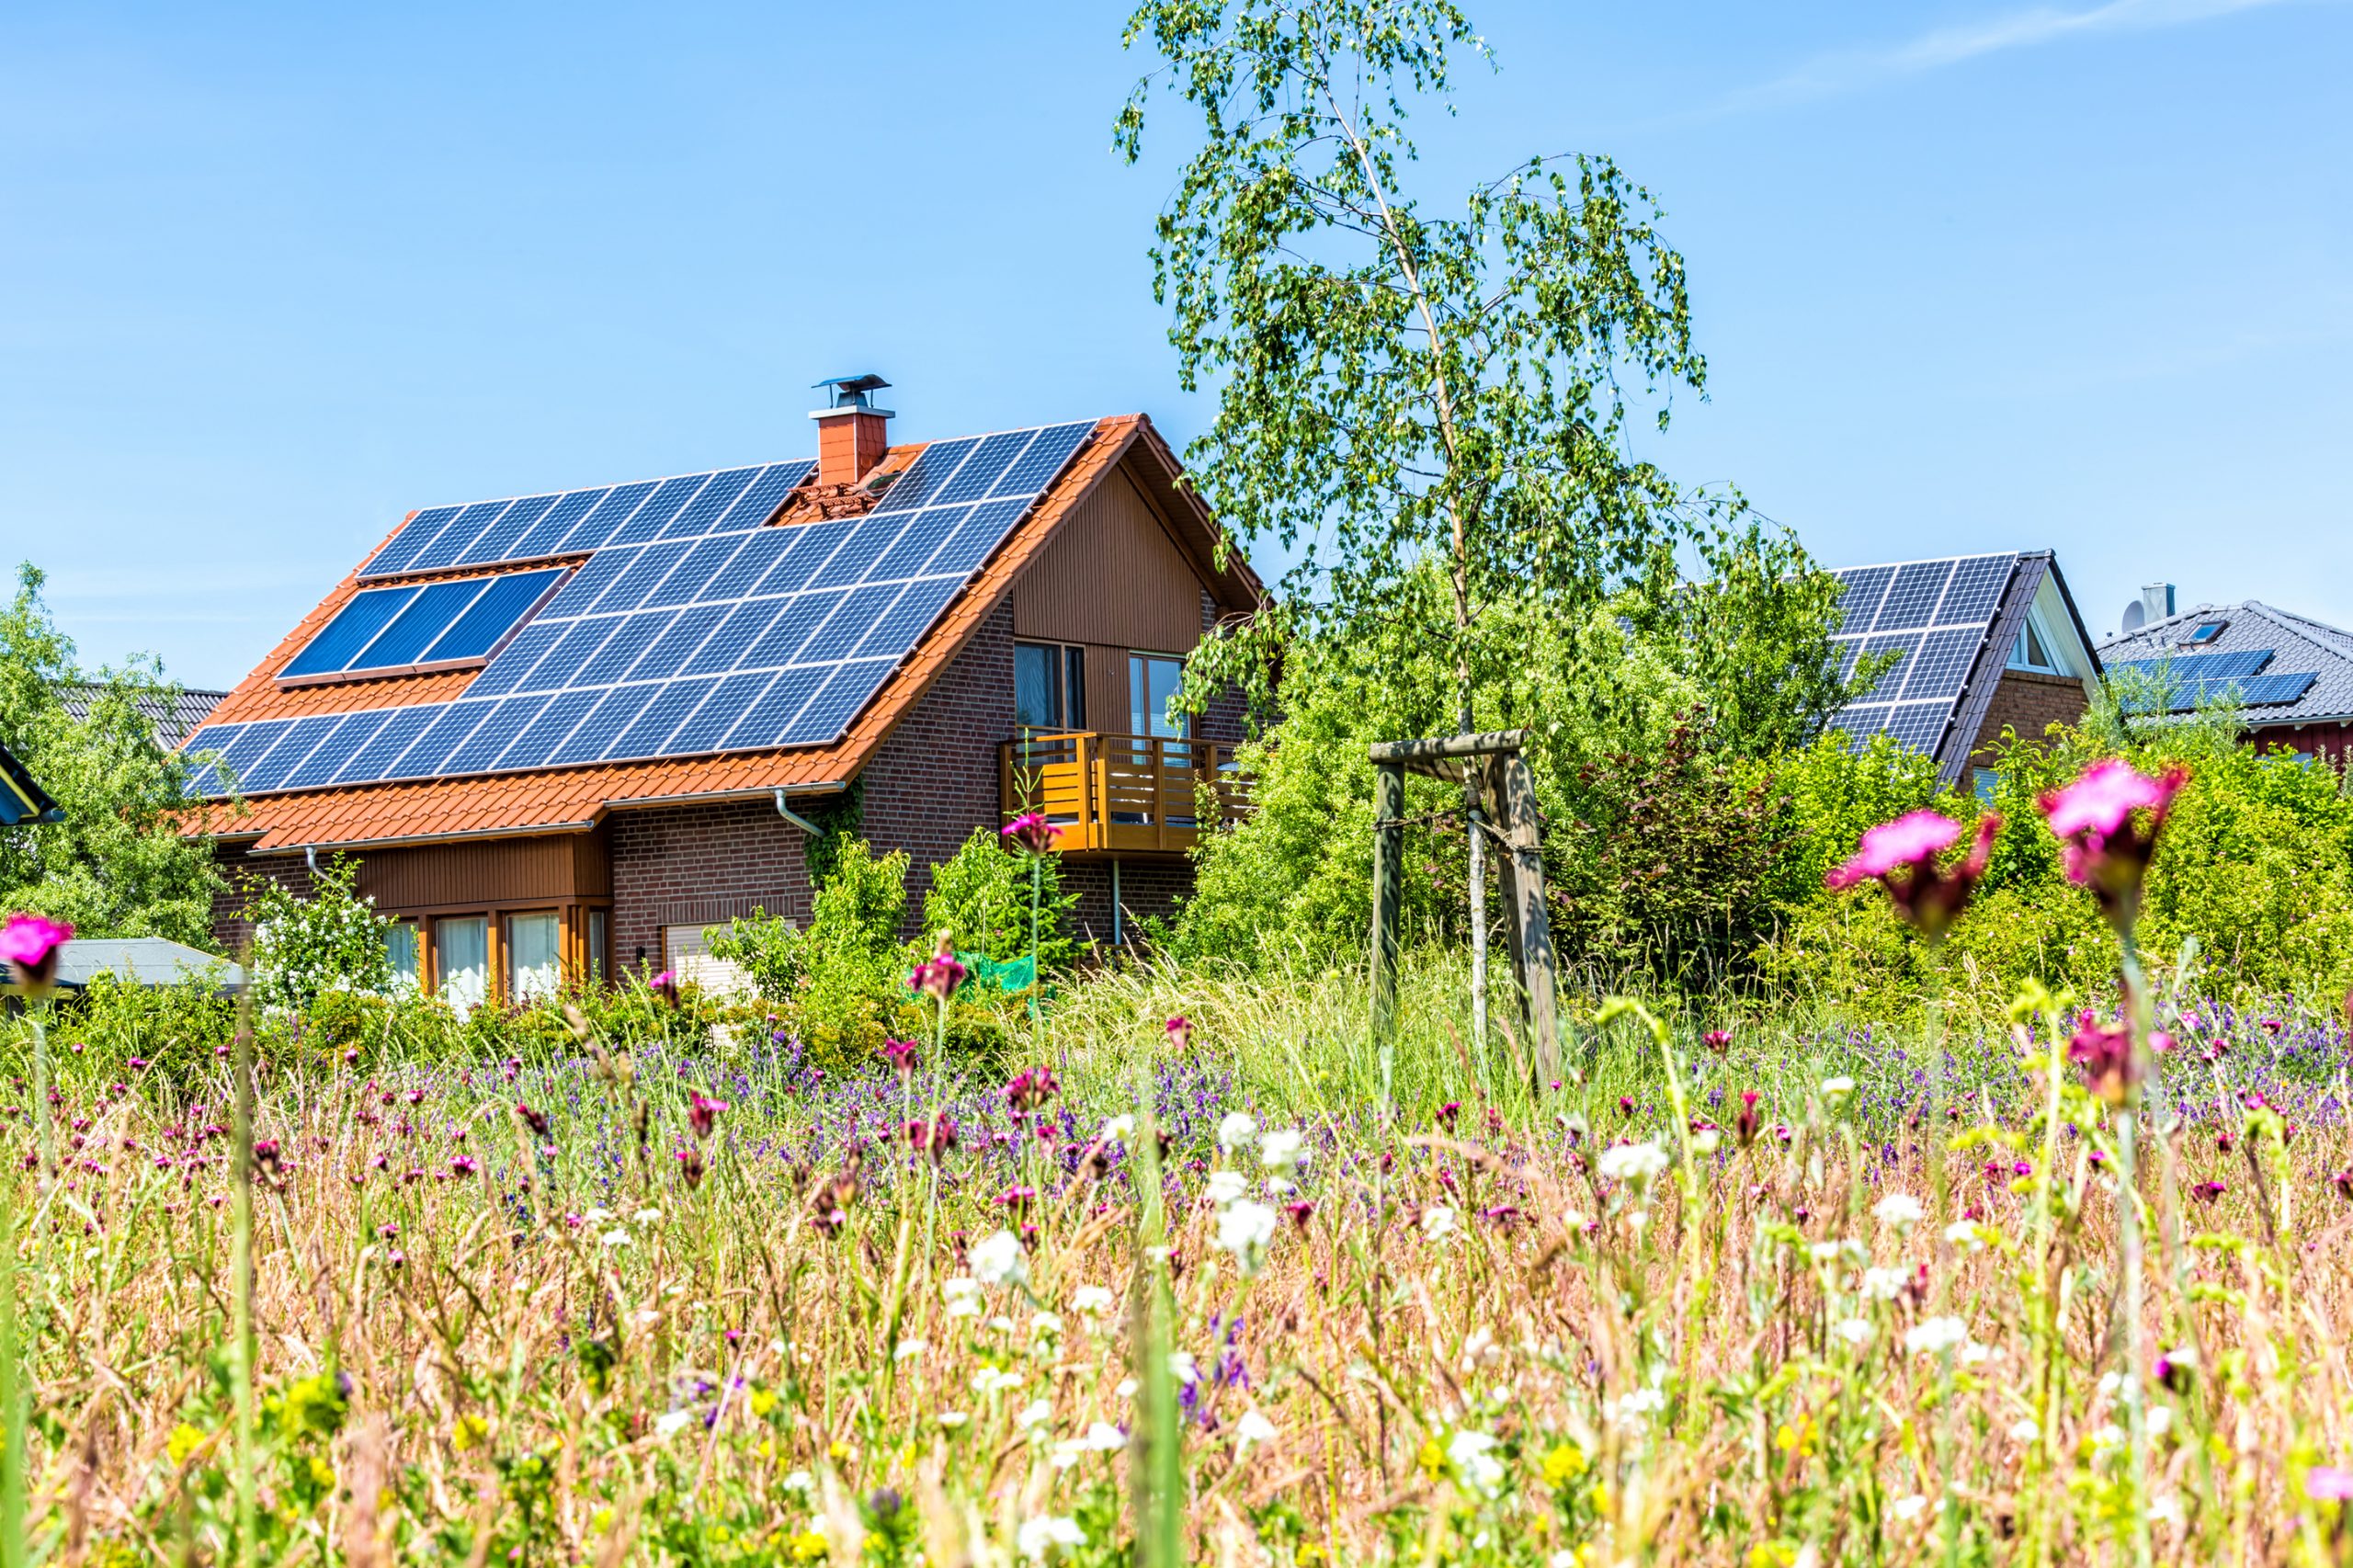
[998,731,1250,857]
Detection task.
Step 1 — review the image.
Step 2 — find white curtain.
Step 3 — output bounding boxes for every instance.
[508,912,561,1004]
[435,917,488,1017]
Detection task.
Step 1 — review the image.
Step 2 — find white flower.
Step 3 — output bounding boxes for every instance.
[1421,1204,1459,1242]
[1259,1130,1304,1170]
[1028,1312,1064,1345]
[1101,1114,1136,1141]
[2159,1344,2197,1370]
[937,1411,970,1429]
[1072,1284,1114,1315]
[1551,1554,1580,1568]
[2008,1418,2040,1442]
[1904,1316,1969,1357]
[971,1231,1029,1288]
[634,1208,661,1223]
[2148,1404,2174,1436]
[1015,1399,1054,1431]
[1944,1220,1988,1252]
[1167,1351,1199,1384]
[1872,1193,1925,1228]
[654,1410,694,1440]
[1446,1429,1506,1496]
[1081,1421,1126,1451]
[1606,1387,1666,1429]
[1215,1199,1279,1273]
[2091,1423,2126,1450]
[1690,1129,1722,1154]
[1117,1378,1140,1399]
[1234,1408,1277,1449]
[893,1339,926,1362]
[1836,1316,1876,1346]
[1016,1516,1086,1562]
[1821,1075,1857,1102]
[1807,1241,1848,1264]
[1891,1494,1927,1523]
[2150,1493,2182,1525]
[1205,1170,1250,1206]
[1860,1267,1908,1301]
[1960,1342,1991,1366]
[782,1469,814,1493]
[1597,1141,1669,1184]
[600,1229,631,1247]
[972,1367,1023,1395]
[942,1277,983,1317]
[1217,1112,1259,1153]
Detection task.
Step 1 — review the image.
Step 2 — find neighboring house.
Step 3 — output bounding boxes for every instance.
[0,740,63,826]
[180,376,1262,1006]
[1,937,244,998]
[58,683,229,749]
[1826,551,2101,794]
[2097,588,2353,762]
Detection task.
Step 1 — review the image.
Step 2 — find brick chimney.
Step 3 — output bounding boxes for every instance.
[810,373,893,488]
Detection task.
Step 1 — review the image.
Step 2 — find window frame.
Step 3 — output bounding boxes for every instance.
[1013,640,1087,733]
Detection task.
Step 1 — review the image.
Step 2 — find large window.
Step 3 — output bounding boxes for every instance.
[585,909,608,984]
[1129,653,1188,739]
[507,911,562,1004]
[382,921,419,992]
[2009,610,2061,674]
[435,916,489,1017]
[1014,642,1086,732]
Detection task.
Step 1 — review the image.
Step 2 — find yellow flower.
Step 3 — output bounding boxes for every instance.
[1299,1548,1330,1567]
[451,1415,489,1453]
[590,1507,616,1535]
[788,1528,830,1562]
[1774,1415,1818,1458]
[1415,1437,1447,1480]
[1747,1544,1797,1568]
[826,1440,849,1462]
[166,1425,209,1467]
[1542,1441,1588,1485]
[749,1388,779,1418]
[307,1455,336,1490]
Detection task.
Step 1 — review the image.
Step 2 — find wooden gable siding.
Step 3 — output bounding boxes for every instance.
[354,829,611,914]
[1011,463,1207,654]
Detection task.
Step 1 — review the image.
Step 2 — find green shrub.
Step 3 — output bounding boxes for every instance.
[922,827,1078,970]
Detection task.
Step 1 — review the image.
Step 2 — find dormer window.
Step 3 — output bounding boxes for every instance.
[2180,619,2228,647]
[278,568,568,686]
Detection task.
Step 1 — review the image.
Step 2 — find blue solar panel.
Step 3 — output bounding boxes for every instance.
[352,580,489,668]
[457,494,561,565]
[587,547,688,616]
[808,515,906,589]
[934,431,1035,506]
[928,498,1029,574]
[659,468,760,539]
[663,670,778,755]
[443,696,551,773]
[713,461,813,529]
[394,703,494,778]
[283,712,392,790]
[573,614,670,687]
[989,422,1092,497]
[462,620,563,699]
[633,604,728,675]
[1901,627,1984,702]
[795,589,890,665]
[1873,561,1953,632]
[2107,649,2273,681]
[557,482,659,555]
[697,528,792,602]
[1935,556,2013,626]
[722,666,825,749]
[642,537,745,609]
[874,437,979,513]
[406,501,512,572]
[684,601,786,676]
[339,707,437,782]
[241,715,342,793]
[854,577,961,659]
[1882,704,1949,753]
[180,723,246,796]
[606,678,714,759]
[280,587,421,677]
[421,570,565,663]
[783,660,894,742]
[512,488,610,559]
[550,686,661,766]
[364,506,463,576]
[606,474,710,547]
[750,519,856,596]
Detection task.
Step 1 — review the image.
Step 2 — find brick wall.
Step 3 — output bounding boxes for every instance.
[608,799,810,974]
[1969,670,2091,769]
[2252,721,2353,764]
[1059,858,1194,949]
[858,598,1020,934]
[209,843,315,952]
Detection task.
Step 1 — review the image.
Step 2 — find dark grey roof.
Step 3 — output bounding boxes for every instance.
[0,937,244,994]
[56,684,228,749]
[2097,602,2353,728]
[1825,551,2096,787]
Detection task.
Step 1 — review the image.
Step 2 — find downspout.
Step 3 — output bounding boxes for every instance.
[1111,859,1122,946]
[304,845,318,877]
[773,790,824,836]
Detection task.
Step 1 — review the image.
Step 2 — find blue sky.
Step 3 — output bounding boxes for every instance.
[5,0,2347,690]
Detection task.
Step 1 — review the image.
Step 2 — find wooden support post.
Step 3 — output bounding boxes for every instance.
[1370,760,1404,1047]
[1499,751,1559,1085]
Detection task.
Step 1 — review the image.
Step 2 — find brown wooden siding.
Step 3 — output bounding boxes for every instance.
[353,828,610,914]
[1011,467,1209,652]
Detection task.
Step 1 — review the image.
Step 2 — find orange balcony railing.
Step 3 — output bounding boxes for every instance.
[998,731,1250,856]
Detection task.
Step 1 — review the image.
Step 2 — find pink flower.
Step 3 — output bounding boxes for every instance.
[2067,1018,2164,1107]
[880,1039,919,1077]
[688,1093,729,1140]
[1003,1066,1061,1114]
[2306,1467,2353,1503]
[0,914,74,995]
[2039,759,2188,931]
[650,969,679,1006]
[904,1114,957,1158]
[1701,1028,1733,1053]
[1000,811,1056,856]
[910,935,966,1001]
[1165,1016,1194,1051]
[515,1103,551,1139]
[1824,812,2001,941]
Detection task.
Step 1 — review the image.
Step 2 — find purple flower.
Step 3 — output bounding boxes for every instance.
[515,1103,551,1139]
[1000,811,1056,856]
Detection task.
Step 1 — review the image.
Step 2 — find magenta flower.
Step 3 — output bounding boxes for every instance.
[1000,811,1056,856]
[2067,1020,2139,1106]
[1282,1199,1315,1231]
[910,937,966,1002]
[1701,1028,1732,1053]
[2190,1179,2227,1205]
[515,1103,551,1139]
[0,914,74,997]
[649,969,680,1006]
[450,1154,478,1177]
[1003,1066,1061,1114]
[1165,1016,1194,1051]
[688,1092,729,1140]
[1824,812,2000,941]
[1734,1090,1762,1149]
[676,1146,706,1189]
[2310,1467,2353,1503]
[904,1114,957,1158]
[2039,759,2188,932]
[880,1038,919,1077]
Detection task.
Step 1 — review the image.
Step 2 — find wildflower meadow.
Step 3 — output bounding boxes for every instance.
[6,758,2353,1567]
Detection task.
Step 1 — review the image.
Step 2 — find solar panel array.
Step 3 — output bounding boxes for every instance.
[359,460,818,579]
[2106,649,2317,714]
[1825,553,2017,756]
[183,423,1097,798]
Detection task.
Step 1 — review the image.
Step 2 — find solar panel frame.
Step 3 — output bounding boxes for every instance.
[278,585,422,678]
[2106,649,2274,681]
[657,468,760,539]
[454,494,562,566]
[362,506,464,577]
[419,569,567,664]
[604,473,712,548]
[282,710,394,790]
[337,707,438,783]
[349,579,492,669]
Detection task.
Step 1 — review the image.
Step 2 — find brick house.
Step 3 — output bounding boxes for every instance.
[182,379,1261,1005]
[1826,550,2101,795]
[2097,588,2353,764]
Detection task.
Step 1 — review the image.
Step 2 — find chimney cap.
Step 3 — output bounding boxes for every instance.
[813,373,892,410]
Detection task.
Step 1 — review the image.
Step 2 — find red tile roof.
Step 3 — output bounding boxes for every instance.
[191,415,1245,852]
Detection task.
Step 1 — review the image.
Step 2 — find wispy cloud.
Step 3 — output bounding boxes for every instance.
[1722,0,2310,113]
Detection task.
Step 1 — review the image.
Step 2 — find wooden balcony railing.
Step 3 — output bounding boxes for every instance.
[998,731,1250,855]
